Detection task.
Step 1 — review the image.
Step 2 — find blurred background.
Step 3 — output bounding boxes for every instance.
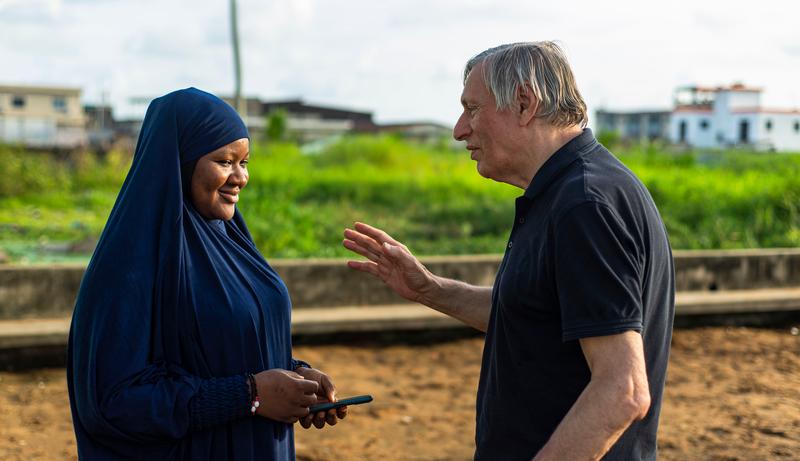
[1,0,800,263]
[0,1,798,460]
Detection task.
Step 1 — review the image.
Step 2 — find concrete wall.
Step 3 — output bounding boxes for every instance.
[2,249,800,320]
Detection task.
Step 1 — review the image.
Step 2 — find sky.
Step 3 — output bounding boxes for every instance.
[1,0,799,128]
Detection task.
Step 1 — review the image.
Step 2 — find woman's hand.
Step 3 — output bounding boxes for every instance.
[253,369,319,423]
[294,367,348,429]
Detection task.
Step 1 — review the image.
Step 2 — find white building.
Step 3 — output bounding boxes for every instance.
[670,84,800,151]
[0,85,87,149]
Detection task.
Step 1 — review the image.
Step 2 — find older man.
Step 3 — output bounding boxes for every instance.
[343,41,674,460]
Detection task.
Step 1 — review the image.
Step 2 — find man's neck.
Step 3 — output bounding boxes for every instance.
[512,124,584,189]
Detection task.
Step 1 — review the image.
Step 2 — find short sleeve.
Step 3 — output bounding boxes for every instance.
[554,201,643,342]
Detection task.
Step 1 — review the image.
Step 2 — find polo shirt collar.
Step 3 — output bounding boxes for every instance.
[523,128,597,200]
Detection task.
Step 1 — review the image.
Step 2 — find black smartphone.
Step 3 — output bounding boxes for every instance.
[309,394,373,413]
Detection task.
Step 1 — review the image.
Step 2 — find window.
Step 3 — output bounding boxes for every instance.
[699,119,710,130]
[794,121,799,133]
[765,119,773,132]
[53,96,67,112]
[12,95,25,108]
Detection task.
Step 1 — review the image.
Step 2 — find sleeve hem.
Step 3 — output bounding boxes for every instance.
[562,320,642,342]
[188,374,250,433]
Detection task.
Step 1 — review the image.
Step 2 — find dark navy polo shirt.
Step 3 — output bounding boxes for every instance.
[474,129,675,460]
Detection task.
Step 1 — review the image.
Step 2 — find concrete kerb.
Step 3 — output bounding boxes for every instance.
[1,250,800,369]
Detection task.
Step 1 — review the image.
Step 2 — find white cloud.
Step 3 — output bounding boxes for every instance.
[1,0,798,125]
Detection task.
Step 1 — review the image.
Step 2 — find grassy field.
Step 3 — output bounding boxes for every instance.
[1,136,799,263]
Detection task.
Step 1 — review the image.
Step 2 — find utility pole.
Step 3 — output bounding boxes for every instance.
[230,0,245,118]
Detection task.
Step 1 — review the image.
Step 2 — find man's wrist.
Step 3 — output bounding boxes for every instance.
[418,273,446,307]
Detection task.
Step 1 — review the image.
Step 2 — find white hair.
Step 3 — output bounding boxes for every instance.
[464,41,588,128]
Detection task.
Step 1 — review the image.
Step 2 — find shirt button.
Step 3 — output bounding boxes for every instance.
[518,217,525,224]
[507,241,513,249]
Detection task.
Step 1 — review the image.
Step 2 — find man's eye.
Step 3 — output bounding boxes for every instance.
[217,160,232,166]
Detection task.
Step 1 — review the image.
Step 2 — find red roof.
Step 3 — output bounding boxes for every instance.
[673,105,713,113]
[731,107,800,115]
[680,83,762,93]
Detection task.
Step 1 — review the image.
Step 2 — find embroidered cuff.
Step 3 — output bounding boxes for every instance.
[189,375,250,432]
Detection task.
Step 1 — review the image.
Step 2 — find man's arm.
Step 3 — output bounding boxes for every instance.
[343,222,492,332]
[533,331,651,461]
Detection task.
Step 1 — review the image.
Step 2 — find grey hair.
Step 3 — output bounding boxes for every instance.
[464,41,588,128]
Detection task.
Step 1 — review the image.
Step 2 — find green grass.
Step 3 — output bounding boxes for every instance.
[1,138,799,263]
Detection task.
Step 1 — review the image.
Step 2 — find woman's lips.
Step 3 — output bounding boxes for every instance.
[218,190,239,203]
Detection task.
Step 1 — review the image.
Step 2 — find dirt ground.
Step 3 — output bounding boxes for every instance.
[0,326,798,460]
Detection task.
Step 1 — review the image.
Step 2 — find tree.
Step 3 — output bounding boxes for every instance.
[265,108,288,142]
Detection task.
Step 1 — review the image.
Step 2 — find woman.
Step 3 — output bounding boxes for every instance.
[67,88,345,460]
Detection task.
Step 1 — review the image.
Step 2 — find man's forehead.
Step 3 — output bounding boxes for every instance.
[461,65,489,103]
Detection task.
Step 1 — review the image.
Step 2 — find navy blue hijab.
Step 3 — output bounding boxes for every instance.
[68,88,297,460]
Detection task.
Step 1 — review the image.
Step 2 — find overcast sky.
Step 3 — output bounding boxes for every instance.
[1,0,798,127]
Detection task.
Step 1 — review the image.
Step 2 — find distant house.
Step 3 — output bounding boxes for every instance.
[595,109,671,142]
[83,104,116,150]
[369,122,453,144]
[222,97,376,144]
[597,83,800,152]
[225,97,454,144]
[670,84,800,151]
[0,85,87,149]
[128,94,451,146]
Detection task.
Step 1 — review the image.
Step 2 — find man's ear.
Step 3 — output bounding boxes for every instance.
[517,84,539,126]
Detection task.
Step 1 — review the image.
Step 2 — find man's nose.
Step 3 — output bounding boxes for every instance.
[453,113,470,141]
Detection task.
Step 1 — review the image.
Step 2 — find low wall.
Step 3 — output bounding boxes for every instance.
[1,249,800,319]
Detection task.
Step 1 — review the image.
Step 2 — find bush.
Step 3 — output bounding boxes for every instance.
[1,138,799,262]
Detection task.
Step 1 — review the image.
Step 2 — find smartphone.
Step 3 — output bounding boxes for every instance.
[309,394,373,413]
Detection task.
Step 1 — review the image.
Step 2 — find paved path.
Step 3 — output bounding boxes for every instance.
[2,288,800,352]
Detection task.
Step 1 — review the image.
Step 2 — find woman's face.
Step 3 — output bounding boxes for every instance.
[190,138,250,221]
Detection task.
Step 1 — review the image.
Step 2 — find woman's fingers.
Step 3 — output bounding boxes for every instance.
[326,408,341,426]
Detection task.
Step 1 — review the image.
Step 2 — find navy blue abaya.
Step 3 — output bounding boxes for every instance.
[68,88,300,460]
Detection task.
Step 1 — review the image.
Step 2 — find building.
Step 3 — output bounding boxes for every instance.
[0,85,87,149]
[670,84,800,151]
[128,94,451,146]
[221,97,376,144]
[596,83,800,152]
[595,109,671,142]
[370,122,453,144]
[83,104,117,150]
[226,97,454,144]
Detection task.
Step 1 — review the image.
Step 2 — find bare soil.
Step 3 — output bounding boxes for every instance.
[0,326,798,460]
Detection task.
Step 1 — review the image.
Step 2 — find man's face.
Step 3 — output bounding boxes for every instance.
[190,138,250,221]
[453,63,522,184]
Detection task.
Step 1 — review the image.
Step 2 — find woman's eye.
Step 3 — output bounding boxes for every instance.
[217,160,232,166]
